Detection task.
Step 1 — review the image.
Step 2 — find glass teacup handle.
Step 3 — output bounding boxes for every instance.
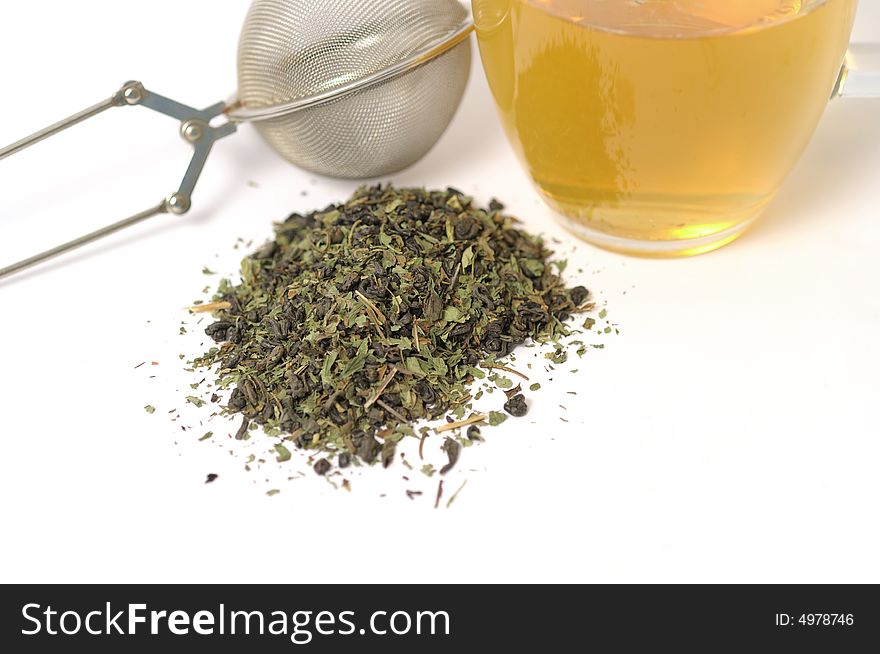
[833,43,880,98]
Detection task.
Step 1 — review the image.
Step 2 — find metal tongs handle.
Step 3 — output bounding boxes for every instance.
[0,81,236,280]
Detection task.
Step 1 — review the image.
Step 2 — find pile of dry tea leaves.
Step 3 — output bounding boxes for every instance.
[194,185,590,474]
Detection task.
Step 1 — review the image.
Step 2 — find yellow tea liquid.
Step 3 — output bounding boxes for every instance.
[474,0,857,255]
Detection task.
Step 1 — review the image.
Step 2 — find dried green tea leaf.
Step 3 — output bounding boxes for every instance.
[440,438,461,475]
[495,376,514,390]
[340,339,369,379]
[275,444,292,463]
[434,479,444,509]
[488,411,508,427]
[234,417,250,441]
[504,394,529,417]
[320,351,338,387]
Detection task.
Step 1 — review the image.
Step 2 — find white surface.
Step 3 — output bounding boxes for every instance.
[0,1,878,584]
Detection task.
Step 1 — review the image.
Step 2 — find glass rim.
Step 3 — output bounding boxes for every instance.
[521,0,838,40]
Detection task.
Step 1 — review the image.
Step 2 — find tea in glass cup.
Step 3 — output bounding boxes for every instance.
[473,0,859,256]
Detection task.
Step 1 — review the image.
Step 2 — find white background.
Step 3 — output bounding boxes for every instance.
[0,1,878,584]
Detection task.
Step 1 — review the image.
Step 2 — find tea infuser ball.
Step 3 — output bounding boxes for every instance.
[0,0,474,278]
[235,0,472,178]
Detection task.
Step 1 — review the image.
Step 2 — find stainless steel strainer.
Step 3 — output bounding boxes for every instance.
[0,0,473,279]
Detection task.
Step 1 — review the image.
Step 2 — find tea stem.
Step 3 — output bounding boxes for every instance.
[446,480,468,509]
[435,413,487,434]
[189,300,232,314]
[376,399,407,423]
[481,363,529,381]
[365,368,397,408]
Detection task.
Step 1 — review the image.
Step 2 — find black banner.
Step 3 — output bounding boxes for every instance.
[1,584,877,651]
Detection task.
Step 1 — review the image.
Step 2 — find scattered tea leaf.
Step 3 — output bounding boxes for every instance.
[440,438,461,475]
[504,383,523,400]
[446,480,468,508]
[494,375,514,389]
[434,479,444,509]
[234,417,250,441]
[504,394,529,417]
[488,411,508,427]
[274,444,292,463]
[466,425,483,441]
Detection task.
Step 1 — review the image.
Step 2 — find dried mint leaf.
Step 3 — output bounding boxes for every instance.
[488,411,508,427]
[274,444,292,463]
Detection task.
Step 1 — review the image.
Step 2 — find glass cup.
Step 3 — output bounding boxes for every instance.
[473,0,879,257]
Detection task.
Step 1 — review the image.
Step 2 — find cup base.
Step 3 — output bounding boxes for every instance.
[552,210,761,258]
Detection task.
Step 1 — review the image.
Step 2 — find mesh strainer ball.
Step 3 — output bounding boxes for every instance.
[234,0,473,179]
